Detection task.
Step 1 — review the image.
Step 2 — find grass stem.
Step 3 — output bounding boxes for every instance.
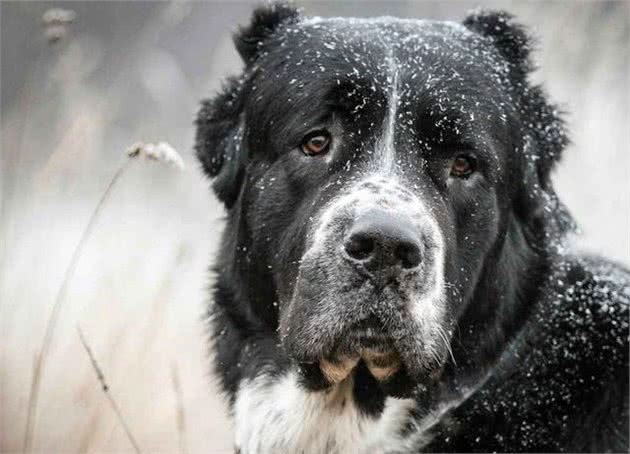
[23,159,132,452]
[77,326,142,454]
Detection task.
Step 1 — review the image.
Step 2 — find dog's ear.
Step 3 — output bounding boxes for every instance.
[195,3,300,208]
[464,10,567,186]
[464,10,571,234]
[234,2,300,63]
[514,85,573,240]
[195,76,247,208]
[463,10,533,79]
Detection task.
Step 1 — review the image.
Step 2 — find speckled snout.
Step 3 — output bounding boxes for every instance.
[280,175,447,387]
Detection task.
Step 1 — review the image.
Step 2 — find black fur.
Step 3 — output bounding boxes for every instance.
[233,2,300,62]
[196,4,629,452]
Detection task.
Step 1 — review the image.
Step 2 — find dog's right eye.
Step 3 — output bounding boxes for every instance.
[450,154,476,179]
[301,131,331,156]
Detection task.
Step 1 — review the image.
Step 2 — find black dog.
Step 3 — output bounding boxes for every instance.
[195,4,629,452]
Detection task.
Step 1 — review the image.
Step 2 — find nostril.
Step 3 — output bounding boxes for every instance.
[345,233,375,261]
[397,242,422,269]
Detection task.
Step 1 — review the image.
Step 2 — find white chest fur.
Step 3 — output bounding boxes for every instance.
[233,371,418,454]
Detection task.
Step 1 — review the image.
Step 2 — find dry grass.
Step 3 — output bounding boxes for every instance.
[77,326,142,454]
[23,159,132,452]
[23,144,183,452]
[171,362,189,454]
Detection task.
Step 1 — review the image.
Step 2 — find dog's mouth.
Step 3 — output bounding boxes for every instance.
[319,318,403,384]
[284,249,449,394]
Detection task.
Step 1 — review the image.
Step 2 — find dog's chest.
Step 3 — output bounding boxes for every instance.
[234,371,418,453]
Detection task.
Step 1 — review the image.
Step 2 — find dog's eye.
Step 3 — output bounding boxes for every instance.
[301,131,331,156]
[450,155,476,178]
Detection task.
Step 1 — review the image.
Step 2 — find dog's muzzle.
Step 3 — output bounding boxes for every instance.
[281,176,447,390]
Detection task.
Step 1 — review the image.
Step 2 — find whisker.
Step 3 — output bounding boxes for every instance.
[436,326,457,367]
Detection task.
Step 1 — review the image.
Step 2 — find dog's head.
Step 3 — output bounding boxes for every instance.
[197,4,567,394]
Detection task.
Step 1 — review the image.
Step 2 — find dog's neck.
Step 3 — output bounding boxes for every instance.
[234,368,425,453]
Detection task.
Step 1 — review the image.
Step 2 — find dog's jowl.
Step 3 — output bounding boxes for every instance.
[195,3,629,453]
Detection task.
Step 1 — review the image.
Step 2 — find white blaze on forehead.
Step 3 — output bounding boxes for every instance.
[376,51,400,173]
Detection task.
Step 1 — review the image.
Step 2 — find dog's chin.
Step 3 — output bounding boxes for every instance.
[296,357,426,400]
[319,348,401,384]
[293,325,441,399]
[319,329,402,383]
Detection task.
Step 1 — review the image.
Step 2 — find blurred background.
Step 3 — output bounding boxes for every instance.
[1,1,628,452]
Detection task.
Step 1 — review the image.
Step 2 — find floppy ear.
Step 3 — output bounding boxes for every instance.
[195,3,300,208]
[195,77,247,208]
[464,10,571,235]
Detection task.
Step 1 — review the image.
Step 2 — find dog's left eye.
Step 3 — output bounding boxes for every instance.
[450,155,476,178]
[301,131,331,156]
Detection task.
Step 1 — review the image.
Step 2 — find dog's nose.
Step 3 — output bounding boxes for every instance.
[344,210,422,271]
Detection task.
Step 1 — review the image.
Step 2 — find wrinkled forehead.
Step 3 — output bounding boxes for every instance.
[271,16,509,85]
[253,17,513,138]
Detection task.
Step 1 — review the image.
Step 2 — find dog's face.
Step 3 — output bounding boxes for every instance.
[197,5,565,394]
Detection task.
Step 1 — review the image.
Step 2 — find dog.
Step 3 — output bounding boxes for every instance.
[195,4,629,452]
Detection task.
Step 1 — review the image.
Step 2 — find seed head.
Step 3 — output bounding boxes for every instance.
[126,141,185,170]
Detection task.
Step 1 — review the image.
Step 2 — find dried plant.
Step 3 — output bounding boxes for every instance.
[127,142,186,170]
[42,8,76,44]
[77,326,142,454]
[171,362,188,454]
[23,143,183,452]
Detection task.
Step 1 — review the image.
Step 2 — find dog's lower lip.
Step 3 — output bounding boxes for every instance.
[350,329,395,350]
